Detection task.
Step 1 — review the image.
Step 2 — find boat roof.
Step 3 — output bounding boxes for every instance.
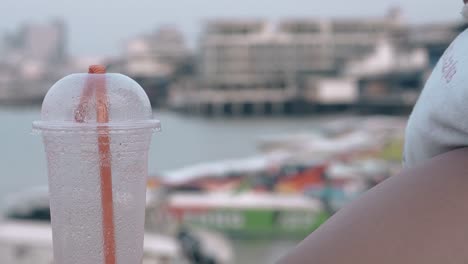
[0,221,51,247]
[328,160,388,179]
[143,233,180,257]
[169,192,323,211]
[162,152,290,184]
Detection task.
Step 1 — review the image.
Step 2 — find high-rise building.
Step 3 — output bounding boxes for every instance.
[121,26,189,78]
[19,19,67,64]
[0,19,68,103]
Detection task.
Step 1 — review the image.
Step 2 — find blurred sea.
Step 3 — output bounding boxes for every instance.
[0,106,337,263]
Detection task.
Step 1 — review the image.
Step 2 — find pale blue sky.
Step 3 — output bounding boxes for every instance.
[0,0,464,56]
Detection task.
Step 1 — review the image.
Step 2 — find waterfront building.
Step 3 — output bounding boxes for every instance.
[171,9,435,116]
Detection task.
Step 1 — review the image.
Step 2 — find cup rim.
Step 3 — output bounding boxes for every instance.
[32,120,161,133]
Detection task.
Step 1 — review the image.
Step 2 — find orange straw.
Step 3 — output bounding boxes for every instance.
[75,65,116,264]
[74,66,105,122]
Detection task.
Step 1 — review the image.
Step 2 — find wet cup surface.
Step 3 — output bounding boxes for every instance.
[34,72,160,264]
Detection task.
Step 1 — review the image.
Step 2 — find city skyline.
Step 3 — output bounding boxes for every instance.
[1,0,464,56]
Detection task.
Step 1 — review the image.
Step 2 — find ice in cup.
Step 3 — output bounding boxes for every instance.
[33,66,160,264]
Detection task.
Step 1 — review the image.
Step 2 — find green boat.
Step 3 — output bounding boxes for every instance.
[167,192,330,239]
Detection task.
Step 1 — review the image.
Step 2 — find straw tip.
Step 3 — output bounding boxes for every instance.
[88,65,106,74]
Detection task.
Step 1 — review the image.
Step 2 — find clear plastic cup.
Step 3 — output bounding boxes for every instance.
[33,69,160,264]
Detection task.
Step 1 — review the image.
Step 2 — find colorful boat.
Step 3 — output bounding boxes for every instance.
[166,192,329,239]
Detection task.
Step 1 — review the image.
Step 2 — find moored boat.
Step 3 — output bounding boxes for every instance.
[165,192,329,239]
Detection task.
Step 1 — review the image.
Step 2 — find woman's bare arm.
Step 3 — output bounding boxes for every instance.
[278,148,468,264]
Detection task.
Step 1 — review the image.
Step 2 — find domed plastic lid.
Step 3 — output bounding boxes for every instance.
[33,66,160,133]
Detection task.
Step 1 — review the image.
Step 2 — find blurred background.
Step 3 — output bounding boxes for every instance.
[0,0,465,263]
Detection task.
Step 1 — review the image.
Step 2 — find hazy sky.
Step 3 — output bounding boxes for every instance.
[1,0,464,56]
